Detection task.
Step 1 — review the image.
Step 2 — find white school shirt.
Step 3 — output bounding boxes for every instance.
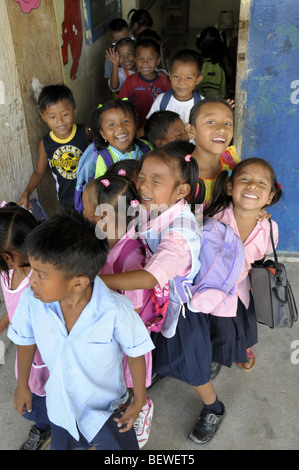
[146,92,204,124]
[8,276,154,442]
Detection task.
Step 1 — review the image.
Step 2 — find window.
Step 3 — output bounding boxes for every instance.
[84,0,122,44]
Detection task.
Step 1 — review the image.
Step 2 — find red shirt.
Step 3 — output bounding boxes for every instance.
[118,72,171,128]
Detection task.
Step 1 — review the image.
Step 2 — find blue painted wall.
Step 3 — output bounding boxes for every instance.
[241,0,299,252]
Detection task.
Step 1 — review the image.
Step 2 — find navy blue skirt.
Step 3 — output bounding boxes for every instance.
[210,294,258,367]
[152,305,212,387]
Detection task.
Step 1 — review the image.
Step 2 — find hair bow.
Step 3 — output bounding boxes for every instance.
[118,169,126,176]
[1,201,7,208]
[130,200,139,207]
[276,182,282,190]
[97,103,103,109]
[185,154,191,162]
[100,179,110,187]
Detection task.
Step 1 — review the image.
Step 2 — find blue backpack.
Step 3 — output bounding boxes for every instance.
[159,89,202,110]
[74,138,151,212]
[172,217,245,316]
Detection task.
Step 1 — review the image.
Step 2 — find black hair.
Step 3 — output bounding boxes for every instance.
[144,110,183,146]
[24,212,109,281]
[204,157,283,217]
[135,38,160,57]
[171,48,203,76]
[90,99,138,149]
[93,176,140,229]
[196,26,226,64]
[127,9,153,31]
[136,29,161,44]
[108,18,129,33]
[0,203,38,279]
[38,84,76,113]
[104,159,138,182]
[137,140,205,205]
[115,37,136,53]
[189,96,233,125]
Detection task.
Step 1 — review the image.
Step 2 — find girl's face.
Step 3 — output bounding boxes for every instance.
[189,102,233,156]
[136,155,188,210]
[117,44,136,71]
[99,108,136,153]
[227,163,275,212]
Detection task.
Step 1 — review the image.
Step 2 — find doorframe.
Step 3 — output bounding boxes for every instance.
[234,0,251,158]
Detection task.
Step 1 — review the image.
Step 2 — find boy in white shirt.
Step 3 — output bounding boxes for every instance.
[146,49,204,124]
[8,212,154,450]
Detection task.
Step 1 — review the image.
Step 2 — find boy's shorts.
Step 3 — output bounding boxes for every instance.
[50,411,139,450]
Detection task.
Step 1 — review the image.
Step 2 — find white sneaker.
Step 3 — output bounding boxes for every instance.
[133,398,154,448]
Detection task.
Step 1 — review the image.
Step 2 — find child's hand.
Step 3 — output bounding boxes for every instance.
[0,313,10,335]
[257,208,271,222]
[14,384,32,415]
[113,399,141,433]
[105,47,119,65]
[17,193,29,209]
[226,98,235,109]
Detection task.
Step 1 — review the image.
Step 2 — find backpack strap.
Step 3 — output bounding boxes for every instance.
[160,90,201,110]
[159,90,174,110]
[134,138,151,153]
[93,148,115,170]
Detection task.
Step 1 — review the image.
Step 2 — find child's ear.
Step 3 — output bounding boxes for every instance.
[154,138,163,148]
[2,252,13,268]
[72,275,90,292]
[156,56,162,67]
[185,123,195,139]
[226,181,233,195]
[266,191,275,205]
[176,183,191,201]
[74,105,78,118]
[196,74,203,86]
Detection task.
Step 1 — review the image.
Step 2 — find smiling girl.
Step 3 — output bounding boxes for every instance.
[186,97,238,206]
[205,158,283,370]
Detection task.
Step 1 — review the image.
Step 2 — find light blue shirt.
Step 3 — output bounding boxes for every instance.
[8,276,154,442]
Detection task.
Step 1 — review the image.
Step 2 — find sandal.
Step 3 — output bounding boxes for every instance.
[237,348,256,371]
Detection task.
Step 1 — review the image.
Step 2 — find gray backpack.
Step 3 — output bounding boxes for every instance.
[250,219,298,328]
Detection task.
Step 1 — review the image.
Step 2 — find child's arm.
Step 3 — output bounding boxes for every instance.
[99,270,158,291]
[17,140,48,209]
[0,312,9,335]
[14,344,36,415]
[114,355,147,432]
[105,47,121,91]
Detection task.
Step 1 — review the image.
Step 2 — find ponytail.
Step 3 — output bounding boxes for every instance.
[204,170,232,217]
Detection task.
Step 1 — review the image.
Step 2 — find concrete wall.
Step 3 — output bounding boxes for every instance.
[240,0,299,253]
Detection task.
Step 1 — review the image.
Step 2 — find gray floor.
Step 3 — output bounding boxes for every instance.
[0,261,298,451]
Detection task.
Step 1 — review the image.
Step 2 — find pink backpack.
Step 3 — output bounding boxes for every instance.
[113,238,169,332]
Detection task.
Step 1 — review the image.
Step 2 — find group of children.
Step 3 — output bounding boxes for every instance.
[0,9,284,452]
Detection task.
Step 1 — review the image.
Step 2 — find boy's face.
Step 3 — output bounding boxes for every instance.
[170,61,202,101]
[29,257,77,304]
[111,28,129,45]
[117,44,136,71]
[155,118,189,147]
[135,46,161,79]
[40,99,77,140]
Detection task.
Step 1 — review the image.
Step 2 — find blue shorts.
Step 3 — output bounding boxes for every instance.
[50,411,139,450]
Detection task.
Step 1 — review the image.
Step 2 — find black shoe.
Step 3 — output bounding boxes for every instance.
[211,362,222,380]
[188,404,225,444]
[19,425,51,450]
